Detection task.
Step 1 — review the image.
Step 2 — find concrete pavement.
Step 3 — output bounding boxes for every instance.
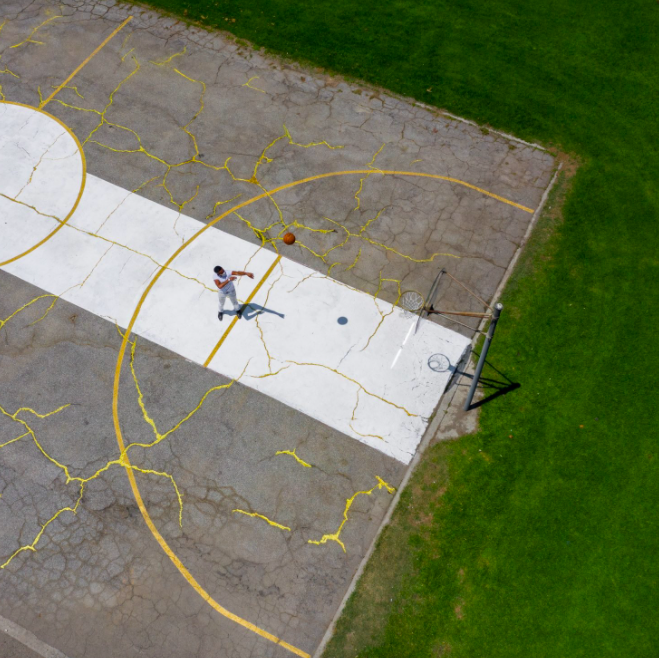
[0,2,554,656]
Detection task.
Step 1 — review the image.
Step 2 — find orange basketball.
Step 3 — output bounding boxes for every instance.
[283,232,296,245]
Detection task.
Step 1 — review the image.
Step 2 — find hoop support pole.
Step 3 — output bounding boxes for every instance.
[415,268,446,335]
[464,303,503,411]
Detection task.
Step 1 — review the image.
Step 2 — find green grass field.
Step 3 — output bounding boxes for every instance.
[138,1,659,655]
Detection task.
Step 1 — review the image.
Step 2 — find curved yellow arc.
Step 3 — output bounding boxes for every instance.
[0,100,87,268]
[111,169,533,655]
[0,99,534,651]
[1,35,534,649]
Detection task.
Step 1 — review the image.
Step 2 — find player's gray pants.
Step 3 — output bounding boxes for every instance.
[218,290,239,312]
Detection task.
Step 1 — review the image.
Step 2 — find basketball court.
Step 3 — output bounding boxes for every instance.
[0,2,555,657]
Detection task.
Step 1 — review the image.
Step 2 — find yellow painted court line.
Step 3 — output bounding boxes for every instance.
[0,13,133,263]
[109,167,535,656]
[108,457,310,657]
[0,101,86,268]
[203,255,282,368]
[40,16,133,109]
[3,21,533,658]
[413,172,534,213]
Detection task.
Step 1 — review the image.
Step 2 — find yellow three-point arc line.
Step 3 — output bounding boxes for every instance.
[112,169,532,656]
[3,17,535,657]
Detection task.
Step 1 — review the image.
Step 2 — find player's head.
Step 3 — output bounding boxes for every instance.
[214,265,224,275]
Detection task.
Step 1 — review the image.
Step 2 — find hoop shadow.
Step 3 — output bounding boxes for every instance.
[239,303,285,321]
[456,358,520,409]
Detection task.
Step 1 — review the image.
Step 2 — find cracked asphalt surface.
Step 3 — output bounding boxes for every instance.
[0,1,555,656]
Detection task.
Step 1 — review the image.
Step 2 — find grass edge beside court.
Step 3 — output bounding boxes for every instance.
[320,164,577,658]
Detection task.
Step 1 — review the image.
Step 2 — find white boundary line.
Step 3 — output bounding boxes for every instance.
[487,162,562,309]
[414,101,548,152]
[0,613,70,658]
[312,160,562,658]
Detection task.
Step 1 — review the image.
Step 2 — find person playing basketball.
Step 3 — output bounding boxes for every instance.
[213,265,254,321]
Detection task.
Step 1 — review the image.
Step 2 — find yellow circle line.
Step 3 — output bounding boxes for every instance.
[0,47,535,658]
[0,101,87,268]
[111,170,534,655]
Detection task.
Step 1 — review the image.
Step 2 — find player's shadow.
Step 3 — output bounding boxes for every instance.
[457,359,520,409]
[239,303,285,321]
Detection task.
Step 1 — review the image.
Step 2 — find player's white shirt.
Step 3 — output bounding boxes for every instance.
[213,269,235,295]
